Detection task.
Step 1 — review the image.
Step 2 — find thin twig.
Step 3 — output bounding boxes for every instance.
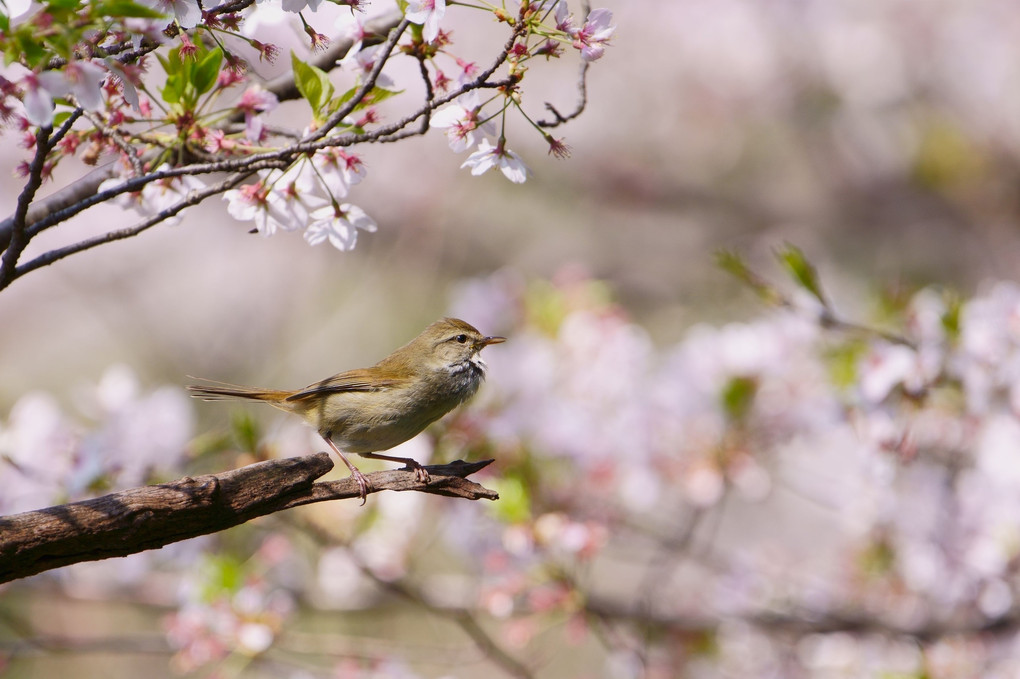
[11,171,257,281]
[0,11,405,254]
[306,18,411,142]
[0,126,52,290]
[80,107,145,176]
[290,516,534,679]
[20,28,523,245]
[1,12,528,289]
[537,60,589,128]
[48,108,84,148]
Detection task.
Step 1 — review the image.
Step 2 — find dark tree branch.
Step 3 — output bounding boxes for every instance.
[0,454,497,584]
[0,7,535,290]
[306,17,411,142]
[8,170,257,284]
[537,60,589,129]
[0,125,53,289]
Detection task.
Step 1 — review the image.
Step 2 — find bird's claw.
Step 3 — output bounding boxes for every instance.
[352,468,370,505]
[405,462,430,484]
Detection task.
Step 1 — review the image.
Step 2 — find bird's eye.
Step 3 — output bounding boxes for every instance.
[455,334,468,343]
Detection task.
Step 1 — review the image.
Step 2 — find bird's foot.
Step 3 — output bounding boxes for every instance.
[405,460,430,484]
[351,468,370,505]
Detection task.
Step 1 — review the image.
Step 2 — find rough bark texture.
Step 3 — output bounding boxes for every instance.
[0,454,497,583]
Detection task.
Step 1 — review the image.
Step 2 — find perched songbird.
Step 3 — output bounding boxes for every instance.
[188,318,505,502]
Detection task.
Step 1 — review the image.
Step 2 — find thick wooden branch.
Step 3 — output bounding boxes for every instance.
[0,454,497,584]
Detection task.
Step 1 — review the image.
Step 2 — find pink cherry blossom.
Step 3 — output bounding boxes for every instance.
[223,180,301,236]
[234,85,278,141]
[98,164,204,226]
[431,94,495,152]
[405,0,446,44]
[461,138,530,183]
[341,44,395,89]
[282,0,322,13]
[334,9,368,56]
[312,148,366,198]
[21,72,56,127]
[141,0,200,28]
[22,60,107,126]
[304,202,377,251]
[571,8,615,62]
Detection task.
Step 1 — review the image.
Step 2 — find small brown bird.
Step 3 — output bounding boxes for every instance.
[188,318,505,502]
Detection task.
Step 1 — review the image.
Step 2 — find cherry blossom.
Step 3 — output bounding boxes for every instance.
[98,164,205,226]
[22,61,107,126]
[312,147,367,197]
[570,8,615,61]
[234,85,279,141]
[281,0,323,13]
[432,94,495,152]
[303,202,377,251]
[341,43,395,89]
[461,138,530,183]
[405,0,446,44]
[142,0,200,28]
[334,8,369,55]
[222,181,298,236]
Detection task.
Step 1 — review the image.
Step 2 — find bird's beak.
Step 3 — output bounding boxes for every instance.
[481,336,506,347]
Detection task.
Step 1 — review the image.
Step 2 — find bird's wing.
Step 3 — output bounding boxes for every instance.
[284,369,407,402]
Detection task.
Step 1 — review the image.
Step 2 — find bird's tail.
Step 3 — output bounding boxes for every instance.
[186,378,294,408]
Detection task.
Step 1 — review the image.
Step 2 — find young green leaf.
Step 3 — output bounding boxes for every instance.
[158,48,187,105]
[776,243,828,307]
[716,249,783,306]
[721,375,758,421]
[291,51,334,114]
[15,29,49,67]
[94,0,166,17]
[52,110,73,127]
[45,0,82,10]
[192,47,223,96]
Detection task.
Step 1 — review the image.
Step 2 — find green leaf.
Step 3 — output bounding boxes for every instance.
[332,85,402,115]
[291,50,333,114]
[716,249,752,284]
[776,244,828,307]
[15,30,49,68]
[94,0,167,18]
[45,0,82,10]
[941,292,962,344]
[715,249,783,306]
[362,86,402,106]
[487,476,531,523]
[52,110,72,128]
[161,78,182,104]
[158,48,186,105]
[825,340,866,390]
[200,554,245,600]
[192,46,223,96]
[231,410,261,453]
[720,375,758,421]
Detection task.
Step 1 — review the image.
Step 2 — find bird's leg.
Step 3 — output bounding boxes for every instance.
[323,436,370,505]
[358,452,431,484]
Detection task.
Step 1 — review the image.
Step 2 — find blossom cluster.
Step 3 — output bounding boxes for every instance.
[9,271,1020,673]
[0,364,192,515]
[440,269,1020,674]
[0,0,615,254]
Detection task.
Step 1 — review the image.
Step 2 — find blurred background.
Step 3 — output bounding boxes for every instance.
[4,0,1020,676]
